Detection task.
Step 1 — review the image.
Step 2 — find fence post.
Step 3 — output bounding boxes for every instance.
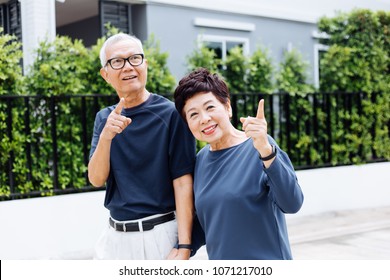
[24,96,32,182]
[231,94,238,128]
[6,97,15,193]
[326,93,332,163]
[81,96,89,185]
[285,94,291,155]
[50,96,59,190]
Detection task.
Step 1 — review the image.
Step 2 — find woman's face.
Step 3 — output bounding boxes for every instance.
[183,92,233,150]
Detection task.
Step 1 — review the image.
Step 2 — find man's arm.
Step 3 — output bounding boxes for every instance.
[168,173,194,260]
[88,98,131,187]
[88,137,112,187]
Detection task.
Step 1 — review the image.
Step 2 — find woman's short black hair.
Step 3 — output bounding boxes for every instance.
[174,67,230,119]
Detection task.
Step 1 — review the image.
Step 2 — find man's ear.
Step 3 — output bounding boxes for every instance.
[100,68,110,83]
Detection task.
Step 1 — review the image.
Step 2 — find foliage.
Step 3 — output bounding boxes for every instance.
[143,34,176,94]
[1,9,389,199]
[318,9,390,164]
[273,48,316,164]
[0,28,26,197]
[0,27,179,198]
[26,36,90,96]
[246,47,274,94]
[236,47,275,131]
[19,36,92,195]
[222,46,247,94]
[85,23,129,95]
[276,48,314,96]
[185,42,221,74]
[0,28,24,95]
[84,36,114,95]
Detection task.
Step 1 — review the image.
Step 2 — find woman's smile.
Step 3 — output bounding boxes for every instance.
[202,124,218,135]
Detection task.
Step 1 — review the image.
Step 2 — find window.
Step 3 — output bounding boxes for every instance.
[198,34,249,69]
[99,0,131,36]
[0,0,22,41]
[313,44,329,89]
[312,31,330,89]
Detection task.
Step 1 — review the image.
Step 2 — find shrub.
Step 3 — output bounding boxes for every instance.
[318,9,390,163]
[0,28,26,197]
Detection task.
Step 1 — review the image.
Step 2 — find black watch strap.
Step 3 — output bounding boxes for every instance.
[259,145,277,161]
[177,244,192,250]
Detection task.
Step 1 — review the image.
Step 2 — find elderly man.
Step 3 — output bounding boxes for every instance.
[88,33,195,260]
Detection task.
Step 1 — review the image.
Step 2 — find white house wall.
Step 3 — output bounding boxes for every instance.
[145,3,317,84]
[147,0,390,23]
[20,0,57,73]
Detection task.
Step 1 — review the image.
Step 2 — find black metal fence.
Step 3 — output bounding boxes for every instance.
[1,92,388,200]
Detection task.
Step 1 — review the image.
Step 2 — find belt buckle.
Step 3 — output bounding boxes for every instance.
[123,223,127,232]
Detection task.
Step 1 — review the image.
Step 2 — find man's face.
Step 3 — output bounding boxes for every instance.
[100,39,148,98]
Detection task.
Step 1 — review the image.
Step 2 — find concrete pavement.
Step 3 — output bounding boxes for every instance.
[191,205,390,260]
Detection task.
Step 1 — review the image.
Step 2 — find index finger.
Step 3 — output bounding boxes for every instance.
[256,99,265,119]
[115,98,125,114]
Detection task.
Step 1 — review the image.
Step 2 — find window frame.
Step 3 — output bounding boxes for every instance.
[197,34,250,61]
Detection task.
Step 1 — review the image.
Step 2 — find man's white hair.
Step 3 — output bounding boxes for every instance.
[99,33,144,67]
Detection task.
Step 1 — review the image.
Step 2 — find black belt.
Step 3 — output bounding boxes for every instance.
[109,212,175,232]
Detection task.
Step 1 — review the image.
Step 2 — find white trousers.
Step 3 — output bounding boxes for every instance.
[94,213,178,260]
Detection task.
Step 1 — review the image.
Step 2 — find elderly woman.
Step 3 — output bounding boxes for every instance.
[173,68,304,260]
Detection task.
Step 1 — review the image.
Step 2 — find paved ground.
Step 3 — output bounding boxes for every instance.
[191,205,390,260]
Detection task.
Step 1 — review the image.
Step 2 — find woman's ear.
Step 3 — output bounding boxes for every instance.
[226,100,233,118]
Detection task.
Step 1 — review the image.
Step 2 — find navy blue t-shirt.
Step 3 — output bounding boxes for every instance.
[89,94,196,221]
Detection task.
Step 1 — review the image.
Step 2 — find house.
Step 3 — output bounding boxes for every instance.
[1,0,389,88]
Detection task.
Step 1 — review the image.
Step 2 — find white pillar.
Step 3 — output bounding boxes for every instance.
[19,0,57,74]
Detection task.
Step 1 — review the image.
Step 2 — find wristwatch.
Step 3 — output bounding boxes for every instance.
[259,144,277,161]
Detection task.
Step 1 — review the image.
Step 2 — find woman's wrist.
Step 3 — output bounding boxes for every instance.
[177,244,192,250]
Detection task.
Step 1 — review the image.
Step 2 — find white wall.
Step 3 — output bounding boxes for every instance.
[149,0,390,23]
[20,0,57,73]
[293,162,390,218]
[0,191,108,260]
[0,162,389,259]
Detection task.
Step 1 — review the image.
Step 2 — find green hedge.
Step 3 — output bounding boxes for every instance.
[1,9,389,199]
[318,9,390,163]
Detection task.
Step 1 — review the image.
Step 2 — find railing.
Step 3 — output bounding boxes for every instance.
[0,94,118,200]
[1,92,389,200]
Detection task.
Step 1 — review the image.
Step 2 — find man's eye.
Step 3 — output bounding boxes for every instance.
[130,56,141,62]
[112,58,124,64]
